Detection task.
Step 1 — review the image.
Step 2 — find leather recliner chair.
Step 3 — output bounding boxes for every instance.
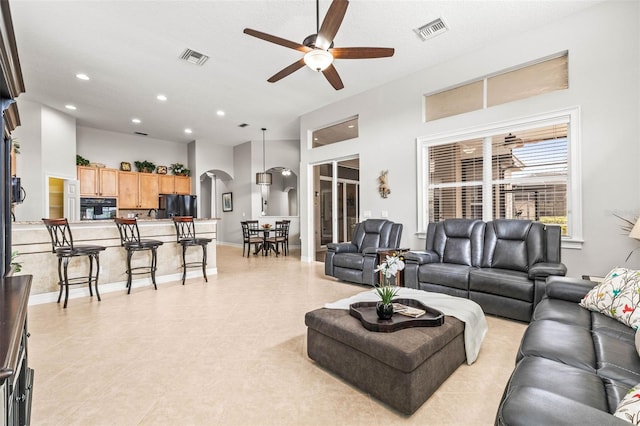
[324,219,403,286]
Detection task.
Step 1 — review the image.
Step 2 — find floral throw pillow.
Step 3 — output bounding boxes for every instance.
[615,384,640,424]
[580,267,640,328]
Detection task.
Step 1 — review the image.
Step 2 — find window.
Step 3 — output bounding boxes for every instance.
[417,108,581,246]
[312,116,359,148]
[424,53,568,121]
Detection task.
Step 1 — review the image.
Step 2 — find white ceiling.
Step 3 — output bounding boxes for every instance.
[9,0,601,146]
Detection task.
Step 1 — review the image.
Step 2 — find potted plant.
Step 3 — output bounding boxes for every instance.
[76,154,90,166]
[170,163,191,176]
[373,253,405,319]
[134,160,156,173]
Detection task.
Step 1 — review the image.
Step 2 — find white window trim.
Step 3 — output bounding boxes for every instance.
[416,106,583,249]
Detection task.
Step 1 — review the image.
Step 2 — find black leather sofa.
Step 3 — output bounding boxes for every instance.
[324,219,403,286]
[404,219,567,322]
[495,276,637,425]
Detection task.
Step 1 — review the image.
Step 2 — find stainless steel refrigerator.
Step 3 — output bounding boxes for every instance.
[158,194,197,218]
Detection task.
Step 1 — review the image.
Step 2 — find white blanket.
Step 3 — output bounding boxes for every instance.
[324,287,488,364]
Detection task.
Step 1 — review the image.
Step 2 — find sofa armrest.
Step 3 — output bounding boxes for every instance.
[362,247,402,256]
[403,250,439,265]
[327,242,358,254]
[528,262,567,280]
[545,276,595,303]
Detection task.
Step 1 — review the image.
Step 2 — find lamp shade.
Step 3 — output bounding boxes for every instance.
[256,172,272,185]
[304,49,333,72]
[629,220,640,240]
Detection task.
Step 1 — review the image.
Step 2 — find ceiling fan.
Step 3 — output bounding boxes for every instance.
[243,0,394,90]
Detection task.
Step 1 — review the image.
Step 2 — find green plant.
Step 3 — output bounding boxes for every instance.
[170,163,191,176]
[11,251,22,273]
[134,160,156,173]
[375,284,399,305]
[11,138,20,155]
[76,154,90,166]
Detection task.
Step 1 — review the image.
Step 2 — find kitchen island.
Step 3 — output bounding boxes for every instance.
[12,218,218,304]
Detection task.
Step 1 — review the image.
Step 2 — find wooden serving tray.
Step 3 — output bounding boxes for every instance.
[349,298,444,333]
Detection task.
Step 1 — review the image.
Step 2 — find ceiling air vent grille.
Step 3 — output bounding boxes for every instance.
[414,18,448,41]
[180,48,209,66]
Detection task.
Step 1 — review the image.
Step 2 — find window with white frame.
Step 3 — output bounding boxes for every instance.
[417,108,582,246]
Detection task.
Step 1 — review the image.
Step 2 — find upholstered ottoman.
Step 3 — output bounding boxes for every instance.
[305,308,466,415]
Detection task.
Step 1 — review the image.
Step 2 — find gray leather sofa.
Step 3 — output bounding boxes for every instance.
[404,219,567,322]
[324,219,403,286]
[495,276,637,425]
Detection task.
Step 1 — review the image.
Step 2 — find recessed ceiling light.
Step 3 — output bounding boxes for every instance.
[65,104,77,110]
[157,94,167,101]
[131,118,141,124]
[184,128,193,134]
[75,73,90,81]
[216,110,225,117]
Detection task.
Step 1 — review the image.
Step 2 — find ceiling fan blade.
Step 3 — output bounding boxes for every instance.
[330,47,395,59]
[322,65,344,90]
[267,59,306,83]
[244,28,311,53]
[317,0,349,50]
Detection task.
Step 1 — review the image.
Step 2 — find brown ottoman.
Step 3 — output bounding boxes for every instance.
[305,308,466,415]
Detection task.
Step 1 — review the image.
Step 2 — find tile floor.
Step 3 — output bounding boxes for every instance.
[27,245,526,425]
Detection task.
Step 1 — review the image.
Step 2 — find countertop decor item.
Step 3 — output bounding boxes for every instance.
[170,163,190,176]
[135,160,156,173]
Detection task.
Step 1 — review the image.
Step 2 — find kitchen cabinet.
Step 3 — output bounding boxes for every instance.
[78,166,118,197]
[159,175,191,195]
[118,171,159,209]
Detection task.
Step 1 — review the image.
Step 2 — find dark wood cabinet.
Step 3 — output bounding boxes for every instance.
[0,275,33,426]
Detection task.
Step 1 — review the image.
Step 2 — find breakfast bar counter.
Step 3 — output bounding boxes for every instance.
[12,218,218,303]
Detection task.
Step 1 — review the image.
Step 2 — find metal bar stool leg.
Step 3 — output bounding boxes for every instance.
[126,249,134,294]
[93,253,101,301]
[62,257,71,309]
[201,244,208,283]
[88,253,94,297]
[181,244,188,285]
[151,247,158,289]
[56,257,64,304]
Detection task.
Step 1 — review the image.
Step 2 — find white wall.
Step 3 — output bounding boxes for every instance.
[77,126,187,170]
[299,0,640,277]
[13,100,76,221]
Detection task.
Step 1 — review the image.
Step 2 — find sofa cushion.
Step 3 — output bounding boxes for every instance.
[417,263,471,291]
[593,332,640,387]
[615,383,640,424]
[580,267,640,328]
[532,297,592,326]
[333,252,365,270]
[469,268,533,302]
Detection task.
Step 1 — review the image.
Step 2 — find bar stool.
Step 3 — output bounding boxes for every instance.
[42,218,106,308]
[114,218,164,294]
[172,216,212,285]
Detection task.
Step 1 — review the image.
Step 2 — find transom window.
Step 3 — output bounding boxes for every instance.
[417,108,582,246]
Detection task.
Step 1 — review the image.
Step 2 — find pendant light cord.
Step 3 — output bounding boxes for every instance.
[262,128,267,173]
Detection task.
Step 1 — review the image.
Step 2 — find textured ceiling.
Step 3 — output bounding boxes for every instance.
[9,0,601,146]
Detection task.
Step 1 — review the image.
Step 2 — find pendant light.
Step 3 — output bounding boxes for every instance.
[256,128,272,185]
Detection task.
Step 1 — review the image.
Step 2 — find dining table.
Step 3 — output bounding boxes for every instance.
[251,225,278,256]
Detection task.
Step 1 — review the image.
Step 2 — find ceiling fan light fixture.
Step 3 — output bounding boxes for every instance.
[304,49,333,72]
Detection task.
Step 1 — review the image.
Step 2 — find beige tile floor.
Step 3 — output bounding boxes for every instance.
[27,245,526,425]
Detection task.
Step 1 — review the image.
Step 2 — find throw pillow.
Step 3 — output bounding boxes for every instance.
[580,267,640,328]
[615,384,640,424]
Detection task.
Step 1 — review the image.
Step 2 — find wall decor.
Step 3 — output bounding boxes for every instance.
[222,192,233,212]
[120,162,131,171]
[378,170,390,198]
[157,165,168,175]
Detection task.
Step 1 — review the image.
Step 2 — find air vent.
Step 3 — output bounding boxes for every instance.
[238,123,249,128]
[180,48,209,66]
[414,18,448,41]
[134,131,148,136]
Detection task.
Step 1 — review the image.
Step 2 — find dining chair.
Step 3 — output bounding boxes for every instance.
[42,218,106,308]
[266,220,290,256]
[114,217,164,294]
[172,216,212,285]
[241,221,262,257]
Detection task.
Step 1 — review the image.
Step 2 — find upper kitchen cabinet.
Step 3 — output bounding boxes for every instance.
[118,171,159,209]
[159,175,191,195]
[78,166,118,197]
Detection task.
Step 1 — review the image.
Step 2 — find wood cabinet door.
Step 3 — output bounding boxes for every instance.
[78,166,98,196]
[158,175,175,194]
[138,173,159,208]
[118,172,139,208]
[174,176,191,194]
[99,168,119,197]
